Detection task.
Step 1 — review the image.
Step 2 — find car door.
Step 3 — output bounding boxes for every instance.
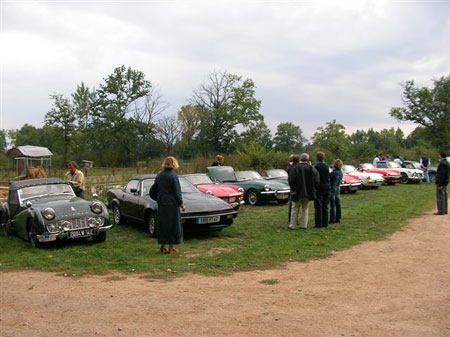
[121,180,140,219]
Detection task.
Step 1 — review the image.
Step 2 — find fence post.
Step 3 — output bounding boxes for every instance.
[112,168,115,176]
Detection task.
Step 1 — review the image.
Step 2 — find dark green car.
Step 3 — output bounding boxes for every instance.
[0,178,111,248]
[207,166,290,205]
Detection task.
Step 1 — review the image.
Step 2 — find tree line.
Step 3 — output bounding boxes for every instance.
[1,66,448,169]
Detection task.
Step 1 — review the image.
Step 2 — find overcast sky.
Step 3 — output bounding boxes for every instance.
[1,0,449,140]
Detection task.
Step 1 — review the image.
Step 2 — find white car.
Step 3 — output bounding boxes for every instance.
[375,161,423,184]
[342,165,384,189]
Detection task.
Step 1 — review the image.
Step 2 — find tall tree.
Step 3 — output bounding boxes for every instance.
[273,122,306,153]
[311,120,350,160]
[155,115,180,156]
[191,71,262,154]
[390,75,450,150]
[177,104,201,158]
[239,120,272,150]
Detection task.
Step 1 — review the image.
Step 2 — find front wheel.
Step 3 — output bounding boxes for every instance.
[429,173,436,183]
[147,212,157,237]
[92,231,107,243]
[112,204,124,225]
[28,223,39,249]
[245,189,260,206]
[400,173,409,184]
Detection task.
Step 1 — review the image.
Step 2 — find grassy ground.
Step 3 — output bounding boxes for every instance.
[0,183,436,279]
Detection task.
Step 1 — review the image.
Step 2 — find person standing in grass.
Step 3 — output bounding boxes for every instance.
[329,159,343,224]
[434,152,449,215]
[153,156,186,254]
[314,152,331,228]
[64,161,85,199]
[288,153,319,230]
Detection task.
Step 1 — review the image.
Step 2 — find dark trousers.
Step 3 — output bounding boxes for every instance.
[436,185,448,214]
[314,189,330,228]
[75,190,85,199]
[329,191,341,222]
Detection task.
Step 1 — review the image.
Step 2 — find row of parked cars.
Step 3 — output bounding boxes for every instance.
[0,160,427,248]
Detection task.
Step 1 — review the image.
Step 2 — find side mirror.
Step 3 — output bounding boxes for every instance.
[25,201,32,208]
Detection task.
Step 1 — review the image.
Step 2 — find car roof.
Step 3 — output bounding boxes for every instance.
[129,174,158,181]
[10,178,65,190]
[182,173,207,177]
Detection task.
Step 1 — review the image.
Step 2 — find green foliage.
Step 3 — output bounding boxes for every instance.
[237,142,272,170]
[238,120,272,150]
[273,122,305,153]
[390,75,450,150]
[311,120,350,160]
[0,184,435,278]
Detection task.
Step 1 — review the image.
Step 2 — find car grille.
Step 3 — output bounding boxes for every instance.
[56,218,90,230]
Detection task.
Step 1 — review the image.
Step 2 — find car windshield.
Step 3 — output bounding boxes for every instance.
[142,177,199,195]
[266,170,288,178]
[236,171,263,181]
[208,166,237,182]
[387,162,401,168]
[361,163,375,170]
[18,184,75,202]
[343,165,357,173]
[404,162,421,169]
[184,175,213,185]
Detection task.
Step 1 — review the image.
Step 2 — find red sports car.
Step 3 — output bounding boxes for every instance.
[341,174,362,193]
[183,174,244,211]
[359,163,401,185]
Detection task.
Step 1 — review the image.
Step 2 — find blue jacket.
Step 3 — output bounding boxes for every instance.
[330,169,343,194]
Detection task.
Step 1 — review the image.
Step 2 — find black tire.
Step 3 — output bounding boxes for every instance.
[429,173,436,183]
[112,203,124,225]
[400,173,409,184]
[92,231,107,243]
[277,198,289,204]
[27,222,39,249]
[147,212,157,237]
[245,189,260,206]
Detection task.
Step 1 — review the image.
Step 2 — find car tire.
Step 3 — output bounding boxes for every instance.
[429,173,436,183]
[27,221,39,249]
[147,212,157,237]
[92,231,107,243]
[400,173,409,184]
[245,189,260,206]
[112,203,124,225]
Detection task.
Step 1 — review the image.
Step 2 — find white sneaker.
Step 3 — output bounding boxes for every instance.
[288,225,295,230]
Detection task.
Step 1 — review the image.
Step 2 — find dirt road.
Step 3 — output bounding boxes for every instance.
[1,210,449,337]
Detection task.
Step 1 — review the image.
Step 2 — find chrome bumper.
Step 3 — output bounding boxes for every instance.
[36,225,113,242]
[260,190,290,195]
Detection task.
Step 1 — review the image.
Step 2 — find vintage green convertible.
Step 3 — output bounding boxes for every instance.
[0,178,111,248]
[207,166,290,205]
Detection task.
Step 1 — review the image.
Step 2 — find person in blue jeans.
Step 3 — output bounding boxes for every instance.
[329,159,343,224]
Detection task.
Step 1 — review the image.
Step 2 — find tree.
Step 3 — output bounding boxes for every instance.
[273,122,306,153]
[311,120,350,160]
[0,129,7,152]
[155,115,180,156]
[45,94,76,165]
[191,71,262,154]
[177,104,201,158]
[390,75,450,150]
[239,120,272,150]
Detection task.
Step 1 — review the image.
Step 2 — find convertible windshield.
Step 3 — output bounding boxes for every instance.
[342,165,357,173]
[236,171,263,180]
[184,175,213,185]
[18,184,74,201]
[386,162,401,168]
[266,170,288,179]
[361,163,375,170]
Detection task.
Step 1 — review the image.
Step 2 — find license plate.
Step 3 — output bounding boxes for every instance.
[350,185,359,190]
[196,216,220,224]
[277,193,289,199]
[67,229,95,239]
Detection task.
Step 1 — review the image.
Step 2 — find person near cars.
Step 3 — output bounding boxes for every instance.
[314,152,331,228]
[154,156,186,254]
[394,155,403,165]
[435,152,449,215]
[288,153,319,230]
[64,161,85,199]
[372,154,381,166]
[329,159,343,224]
[420,153,431,183]
[211,155,224,167]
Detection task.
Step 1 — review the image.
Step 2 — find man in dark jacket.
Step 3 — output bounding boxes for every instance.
[435,152,449,215]
[314,152,331,228]
[288,153,319,230]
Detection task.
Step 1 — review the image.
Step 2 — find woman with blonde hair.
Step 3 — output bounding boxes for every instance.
[329,159,343,224]
[152,156,186,254]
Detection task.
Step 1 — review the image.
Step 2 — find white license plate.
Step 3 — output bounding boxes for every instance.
[67,229,95,238]
[196,216,220,224]
[277,193,289,199]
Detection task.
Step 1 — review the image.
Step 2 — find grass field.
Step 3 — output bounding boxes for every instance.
[0,183,436,279]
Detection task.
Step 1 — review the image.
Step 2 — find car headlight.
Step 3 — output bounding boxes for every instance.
[264,184,270,192]
[42,208,56,220]
[87,217,97,228]
[96,217,105,226]
[90,202,103,214]
[46,224,59,233]
[238,187,244,193]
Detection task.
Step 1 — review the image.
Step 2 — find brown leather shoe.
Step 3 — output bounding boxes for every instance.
[433,212,444,215]
[168,247,178,254]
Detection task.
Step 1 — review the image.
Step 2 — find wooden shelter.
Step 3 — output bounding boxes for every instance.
[7,145,53,179]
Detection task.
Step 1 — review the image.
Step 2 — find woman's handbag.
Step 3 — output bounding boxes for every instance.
[149,182,158,200]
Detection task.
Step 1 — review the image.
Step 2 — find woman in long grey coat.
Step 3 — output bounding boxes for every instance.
[154,156,186,254]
